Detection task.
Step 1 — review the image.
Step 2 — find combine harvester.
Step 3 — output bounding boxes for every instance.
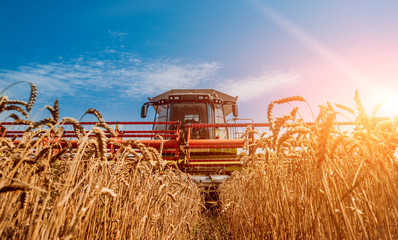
[2,89,268,201]
[139,89,264,189]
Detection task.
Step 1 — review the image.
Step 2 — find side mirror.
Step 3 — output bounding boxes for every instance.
[141,104,149,118]
[232,104,238,117]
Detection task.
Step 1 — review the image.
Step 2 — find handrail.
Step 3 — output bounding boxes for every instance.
[0,121,181,125]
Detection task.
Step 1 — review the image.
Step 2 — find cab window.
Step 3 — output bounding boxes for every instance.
[153,104,169,131]
[171,103,208,124]
[214,104,227,139]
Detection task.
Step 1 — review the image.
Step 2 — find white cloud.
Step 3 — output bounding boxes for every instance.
[0,51,299,106]
[107,31,128,41]
[104,49,116,53]
[0,54,220,102]
[217,72,299,102]
[118,62,219,96]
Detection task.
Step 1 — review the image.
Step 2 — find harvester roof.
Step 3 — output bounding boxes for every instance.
[148,89,238,116]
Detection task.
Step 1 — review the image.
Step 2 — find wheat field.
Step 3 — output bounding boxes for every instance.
[1,82,398,239]
[0,82,202,239]
[219,92,398,239]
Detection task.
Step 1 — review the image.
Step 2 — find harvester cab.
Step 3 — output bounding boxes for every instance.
[141,89,238,141]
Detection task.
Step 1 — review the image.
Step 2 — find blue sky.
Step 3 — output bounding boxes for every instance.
[1,0,398,122]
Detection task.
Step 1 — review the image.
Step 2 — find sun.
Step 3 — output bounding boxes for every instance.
[373,90,398,118]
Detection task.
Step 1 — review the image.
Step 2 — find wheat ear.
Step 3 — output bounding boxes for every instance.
[0,96,8,112]
[91,127,107,161]
[60,117,85,139]
[6,100,28,108]
[44,99,59,122]
[4,105,29,119]
[84,108,117,137]
[26,82,38,111]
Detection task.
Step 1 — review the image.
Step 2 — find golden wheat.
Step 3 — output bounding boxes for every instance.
[220,93,398,239]
[3,82,398,239]
[0,82,203,239]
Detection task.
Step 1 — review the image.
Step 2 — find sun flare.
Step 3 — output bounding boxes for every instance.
[374,90,398,118]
